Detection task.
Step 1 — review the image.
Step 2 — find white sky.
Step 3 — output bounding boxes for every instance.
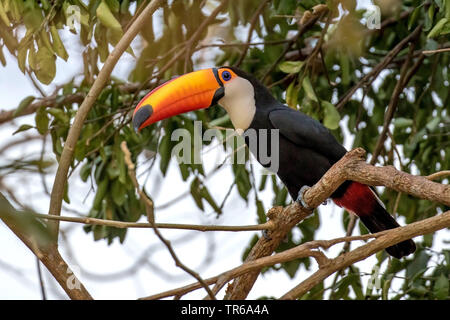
[0,1,448,300]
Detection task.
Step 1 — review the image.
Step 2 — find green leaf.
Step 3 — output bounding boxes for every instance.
[111,179,126,206]
[200,186,221,214]
[427,18,448,38]
[80,162,92,182]
[158,133,172,176]
[190,178,204,210]
[47,107,69,124]
[340,53,350,86]
[96,1,122,32]
[50,25,68,61]
[256,199,266,223]
[322,101,341,130]
[28,44,36,70]
[39,29,55,55]
[0,45,5,66]
[433,273,449,299]
[35,106,49,134]
[120,0,130,14]
[0,1,11,26]
[406,251,430,280]
[34,47,56,85]
[283,259,301,278]
[23,8,44,32]
[286,81,298,108]
[93,179,108,211]
[446,0,450,18]
[94,23,109,62]
[394,117,413,129]
[426,117,441,132]
[17,45,27,74]
[13,124,33,135]
[302,76,318,102]
[13,96,35,118]
[279,61,304,73]
[408,6,421,30]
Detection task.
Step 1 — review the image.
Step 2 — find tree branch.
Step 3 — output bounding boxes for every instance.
[0,193,92,300]
[370,40,417,164]
[140,209,450,300]
[336,24,422,110]
[234,0,271,67]
[223,147,449,299]
[281,209,450,299]
[120,141,216,300]
[30,212,275,232]
[47,0,164,238]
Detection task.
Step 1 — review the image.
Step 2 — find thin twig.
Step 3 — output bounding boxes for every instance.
[30,211,274,232]
[120,141,216,300]
[336,25,422,110]
[260,9,327,84]
[234,0,271,67]
[422,47,450,54]
[370,42,415,165]
[36,257,47,300]
[281,210,450,299]
[183,0,230,73]
[426,170,450,181]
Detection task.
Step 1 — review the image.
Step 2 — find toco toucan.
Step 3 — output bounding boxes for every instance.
[132,67,416,259]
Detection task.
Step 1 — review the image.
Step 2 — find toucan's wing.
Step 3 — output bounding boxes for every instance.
[268,106,347,162]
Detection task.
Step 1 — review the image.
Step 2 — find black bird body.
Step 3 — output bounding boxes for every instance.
[232,67,346,197]
[231,67,416,259]
[133,66,416,259]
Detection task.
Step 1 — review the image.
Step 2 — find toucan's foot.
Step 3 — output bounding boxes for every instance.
[296,185,313,210]
[262,229,272,240]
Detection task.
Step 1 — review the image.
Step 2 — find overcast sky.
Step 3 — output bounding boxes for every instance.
[0,1,447,300]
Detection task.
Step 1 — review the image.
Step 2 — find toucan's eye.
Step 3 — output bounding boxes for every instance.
[221,70,231,81]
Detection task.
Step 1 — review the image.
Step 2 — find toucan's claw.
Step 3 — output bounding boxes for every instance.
[296,185,313,210]
[262,229,272,240]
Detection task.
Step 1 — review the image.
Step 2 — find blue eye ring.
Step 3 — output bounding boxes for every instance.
[221,70,231,81]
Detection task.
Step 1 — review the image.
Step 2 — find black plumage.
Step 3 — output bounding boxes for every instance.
[230,67,415,259]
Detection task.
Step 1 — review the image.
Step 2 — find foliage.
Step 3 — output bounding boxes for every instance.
[0,0,449,299]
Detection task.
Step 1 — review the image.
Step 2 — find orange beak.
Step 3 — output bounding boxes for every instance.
[132,68,225,132]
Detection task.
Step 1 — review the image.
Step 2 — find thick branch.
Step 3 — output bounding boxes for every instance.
[0,93,85,125]
[344,161,450,206]
[0,193,92,300]
[281,209,450,299]
[223,147,449,299]
[141,209,449,300]
[223,149,360,299]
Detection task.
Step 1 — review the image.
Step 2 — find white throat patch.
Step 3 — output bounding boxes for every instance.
[218,77,256,132]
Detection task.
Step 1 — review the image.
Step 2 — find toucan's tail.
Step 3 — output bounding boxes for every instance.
[332,181,416,259]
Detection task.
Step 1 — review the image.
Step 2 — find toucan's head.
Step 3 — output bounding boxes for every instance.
[132,67,257,132]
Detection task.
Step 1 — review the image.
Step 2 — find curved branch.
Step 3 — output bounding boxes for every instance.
[121,141,216,300]
[281,210,450,299]
[223,148,449,299]
[0,193,92,299]
[140,209,450,300]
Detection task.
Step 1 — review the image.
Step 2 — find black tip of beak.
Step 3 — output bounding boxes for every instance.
[133,104,153,132]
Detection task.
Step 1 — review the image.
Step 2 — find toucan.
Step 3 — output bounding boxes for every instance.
[132,66,416,259]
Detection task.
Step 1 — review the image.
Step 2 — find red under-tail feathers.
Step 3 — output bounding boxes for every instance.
[332,181,416,259]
